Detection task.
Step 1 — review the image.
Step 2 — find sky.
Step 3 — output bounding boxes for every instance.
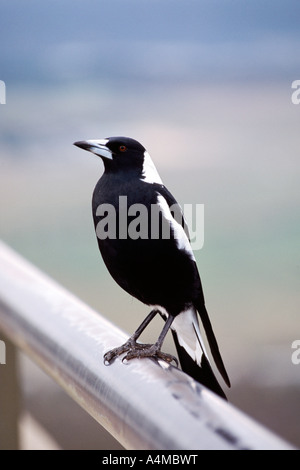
[0,0,300,86]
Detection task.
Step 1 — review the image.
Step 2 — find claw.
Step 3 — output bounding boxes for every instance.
[103,339,149,365]
[104,341,178,367]
[103,350,117,365]
[156,351,178,366]
[103,341,132,364]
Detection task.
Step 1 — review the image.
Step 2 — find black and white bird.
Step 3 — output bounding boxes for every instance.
[74,136,230,399]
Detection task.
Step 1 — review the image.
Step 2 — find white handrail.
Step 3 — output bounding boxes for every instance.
[0,241,294,450]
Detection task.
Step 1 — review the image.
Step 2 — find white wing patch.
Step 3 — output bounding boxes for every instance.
[156,194,195,261]
[172,307,209,366]
[141,151,163,184]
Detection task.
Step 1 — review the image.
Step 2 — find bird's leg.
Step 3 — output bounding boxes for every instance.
[104,309,159,364]
[123,314,178,366]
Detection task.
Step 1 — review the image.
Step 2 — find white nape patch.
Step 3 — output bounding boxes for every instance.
[86,139,112,159]
[141,151,163,184]
[156,194,195,261]
[172,307,208,366]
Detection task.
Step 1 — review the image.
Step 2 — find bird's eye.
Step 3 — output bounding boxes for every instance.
[119,145,127,152]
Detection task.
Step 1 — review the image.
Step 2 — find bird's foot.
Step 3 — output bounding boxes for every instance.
[124,344,178,366]
[104,339,178,366]
[104,339,132,364]
[104,338,147,364]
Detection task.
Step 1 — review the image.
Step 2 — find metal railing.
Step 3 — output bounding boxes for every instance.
[0,241,295,450]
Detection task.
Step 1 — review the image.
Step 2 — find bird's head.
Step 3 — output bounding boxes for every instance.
[74,136,162,184]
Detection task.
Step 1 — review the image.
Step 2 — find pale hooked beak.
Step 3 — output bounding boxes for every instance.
[73,139,113,160]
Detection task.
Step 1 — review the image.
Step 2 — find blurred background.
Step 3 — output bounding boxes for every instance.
[0,0,299,449]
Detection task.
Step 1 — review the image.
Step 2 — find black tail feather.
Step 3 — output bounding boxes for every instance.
[171,330,227,400]
[196,302,231,388]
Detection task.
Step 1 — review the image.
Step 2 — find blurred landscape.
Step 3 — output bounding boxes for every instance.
[0,0,299,449]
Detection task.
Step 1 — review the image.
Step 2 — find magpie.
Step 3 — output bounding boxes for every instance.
[74,136,230,399]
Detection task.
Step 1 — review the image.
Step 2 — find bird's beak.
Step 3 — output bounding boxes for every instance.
[73,139,113,160]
